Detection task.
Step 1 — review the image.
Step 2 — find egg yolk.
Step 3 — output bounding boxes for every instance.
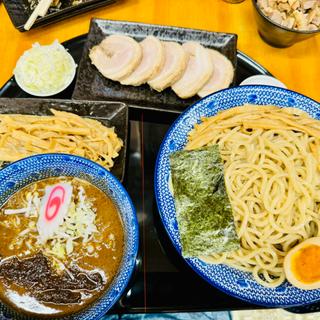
[292,244,320,284]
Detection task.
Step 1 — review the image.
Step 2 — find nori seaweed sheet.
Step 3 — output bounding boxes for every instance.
[170,144,240,258]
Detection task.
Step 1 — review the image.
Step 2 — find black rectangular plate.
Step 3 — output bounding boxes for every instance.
[0,98,128,182]
[3,0,117,32]
[72,19,238,113]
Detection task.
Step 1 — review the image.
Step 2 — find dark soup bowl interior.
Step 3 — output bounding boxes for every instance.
[0,153,138,320]
[252,0,320,47]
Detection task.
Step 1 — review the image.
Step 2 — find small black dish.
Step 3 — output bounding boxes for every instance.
[3,0,117,32]
[252,0,319,47]
[72,18,238,113]
[0,98,128,182]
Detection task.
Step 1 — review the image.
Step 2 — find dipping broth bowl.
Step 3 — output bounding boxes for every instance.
[0,153,139,320]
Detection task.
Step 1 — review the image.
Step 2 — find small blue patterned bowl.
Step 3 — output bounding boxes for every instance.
[0,153,139,320]
[154,85,320,308]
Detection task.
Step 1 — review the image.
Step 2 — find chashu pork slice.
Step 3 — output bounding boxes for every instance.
[171,42,213,99]
[148,41,187,92]
[198,49,234,98]
[121,36,165,86]
[89,35,142,81]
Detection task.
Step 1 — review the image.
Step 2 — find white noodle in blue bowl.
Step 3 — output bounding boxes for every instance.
[155,85,320,307]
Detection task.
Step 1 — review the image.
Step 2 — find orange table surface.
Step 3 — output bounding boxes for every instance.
[0,0,319,102]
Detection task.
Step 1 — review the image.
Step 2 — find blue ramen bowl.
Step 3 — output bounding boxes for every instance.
[154,85,320,308]
[0,153,139,320]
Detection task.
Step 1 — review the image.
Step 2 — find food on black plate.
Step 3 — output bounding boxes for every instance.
[148,41,187,92]
[89,34,235,99]
[28,0,84,11]
[0,109,123,170]
[121,36,165,86]
[198,49,234,98]
[171,41,213,99]
[89,34,142,81]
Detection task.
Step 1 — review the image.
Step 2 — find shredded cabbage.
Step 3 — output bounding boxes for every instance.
[14,40,76,96]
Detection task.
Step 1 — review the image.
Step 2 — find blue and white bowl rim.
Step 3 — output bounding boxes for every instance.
[154,85,320,308]
[0,153,139,320]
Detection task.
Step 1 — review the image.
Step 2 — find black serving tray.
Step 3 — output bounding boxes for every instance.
[0,98,128,182]
[2,33,315,315]
[3,0,117,32]
[72,19,238,113]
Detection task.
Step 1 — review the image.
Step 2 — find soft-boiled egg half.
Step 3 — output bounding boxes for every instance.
[284,237,320,290]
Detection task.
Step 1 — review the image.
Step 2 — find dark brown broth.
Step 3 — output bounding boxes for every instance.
[0,177,124,317]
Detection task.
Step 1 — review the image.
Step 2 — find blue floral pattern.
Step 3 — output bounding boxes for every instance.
[154,85,320,307]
